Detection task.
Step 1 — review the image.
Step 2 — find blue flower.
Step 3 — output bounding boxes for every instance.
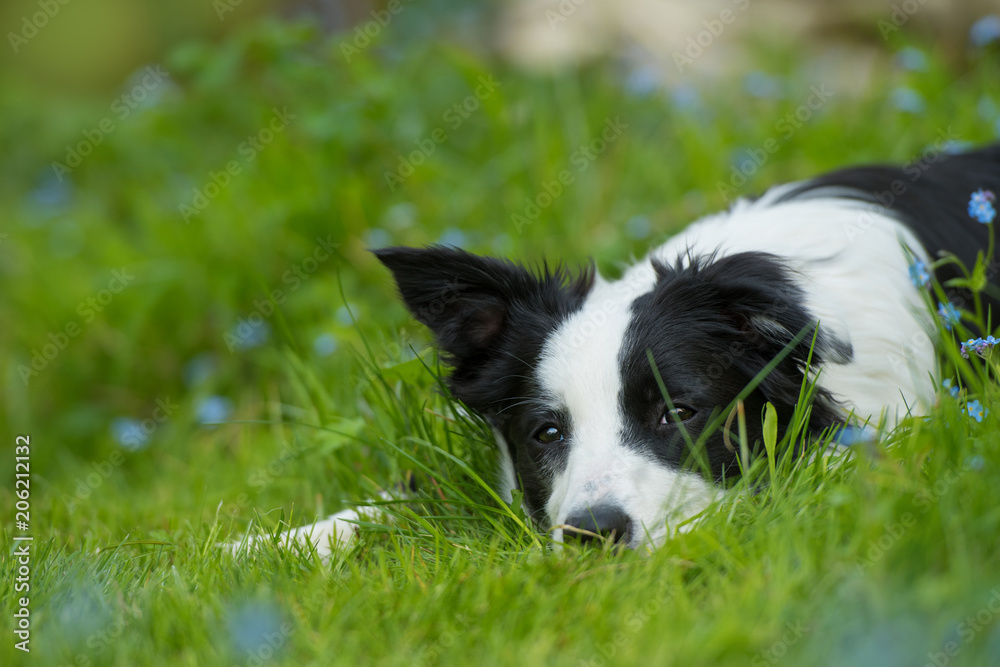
[743,71,785,99]
[943,379,961,399]
[895,47,927,72]
[196,395,233,425]
[937,301,961,330]
[313,332,338,357]
[183,353,217,388]
[626,215,651,240]
[908,260,932,288]
[670,84,703,112]
[890,87,925,113]
[892,87,927,113]
[969,15,1000,48]
[625,65,660,97]
[364,227,392,250]
[833,425,874,447]
[437,227,467,248]
[961,338,981,358]
[227,320,270,351]
[111,417,150,451]
[961,335,1000,359]
[966,399,988,423]
[226,601,286,656]
[968,189,996,224]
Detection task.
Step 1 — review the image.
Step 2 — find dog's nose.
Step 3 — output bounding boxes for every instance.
[563,504,632,545]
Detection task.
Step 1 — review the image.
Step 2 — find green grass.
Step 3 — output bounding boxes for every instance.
[3,15,1000,667]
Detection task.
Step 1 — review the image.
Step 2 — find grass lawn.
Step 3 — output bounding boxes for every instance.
[3,15,1000,667]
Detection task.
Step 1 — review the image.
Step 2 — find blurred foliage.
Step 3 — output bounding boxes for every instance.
[1,13,999,478]
[1,9,1000,667]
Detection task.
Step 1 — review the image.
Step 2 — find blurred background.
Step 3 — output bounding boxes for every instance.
[4,5,1000,665]
[1,0,999,480]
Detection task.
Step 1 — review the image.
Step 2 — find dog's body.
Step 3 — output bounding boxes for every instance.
[238,143,1000,556]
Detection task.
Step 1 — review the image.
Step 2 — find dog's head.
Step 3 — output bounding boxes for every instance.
[374,245,844,549]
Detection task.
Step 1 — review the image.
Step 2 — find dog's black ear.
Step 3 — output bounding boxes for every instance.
[655,252,849,426]
[373,246,516,361]
[373,245,593,408]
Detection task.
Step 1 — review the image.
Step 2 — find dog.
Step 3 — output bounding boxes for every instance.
[236,143,999,556]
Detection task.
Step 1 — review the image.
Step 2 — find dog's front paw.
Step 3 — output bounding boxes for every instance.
[225,506,371,561]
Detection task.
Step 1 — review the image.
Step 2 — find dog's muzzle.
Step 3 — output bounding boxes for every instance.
[562,504,633,546]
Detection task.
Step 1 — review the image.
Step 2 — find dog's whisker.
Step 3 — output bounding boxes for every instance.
[497,349,533,369]
[497,398,545,414]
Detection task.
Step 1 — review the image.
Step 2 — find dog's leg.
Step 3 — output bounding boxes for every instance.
[227,496,388,561]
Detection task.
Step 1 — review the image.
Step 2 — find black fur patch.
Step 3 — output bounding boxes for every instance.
[373,245,594,519]
[618,252,847,483]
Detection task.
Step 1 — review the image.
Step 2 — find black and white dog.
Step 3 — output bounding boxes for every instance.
[241,144,999,555]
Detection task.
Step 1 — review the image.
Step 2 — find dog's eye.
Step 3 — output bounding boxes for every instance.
[660,407,695,425]
[533,425,564,445]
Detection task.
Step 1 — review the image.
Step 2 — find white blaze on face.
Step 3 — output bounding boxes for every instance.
[535,273,716,549]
